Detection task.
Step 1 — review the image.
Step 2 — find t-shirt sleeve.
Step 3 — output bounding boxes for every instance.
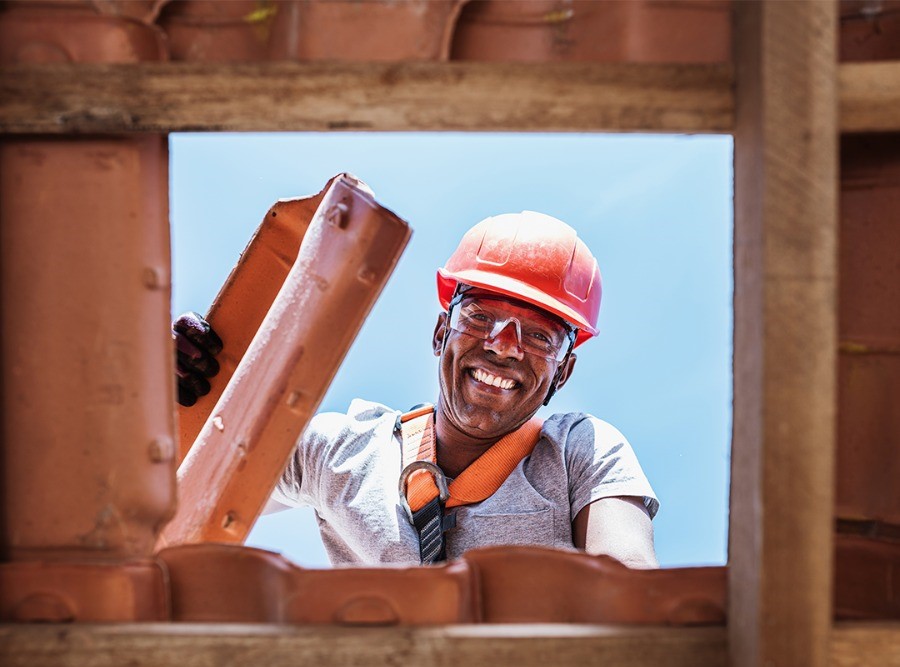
[270,412,335,508]
[564,415,659,520]
[270,399,398,510]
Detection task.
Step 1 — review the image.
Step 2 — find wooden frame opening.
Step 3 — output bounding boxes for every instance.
[2,1,900,665]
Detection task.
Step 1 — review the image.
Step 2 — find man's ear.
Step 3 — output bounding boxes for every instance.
[554,352,577,392]
[432,312,448,356]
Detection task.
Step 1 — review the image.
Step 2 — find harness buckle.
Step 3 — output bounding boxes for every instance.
[398,460,449,523]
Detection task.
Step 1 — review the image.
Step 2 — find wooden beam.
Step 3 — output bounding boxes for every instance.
[2,60,895,135]
[2,621,897,667]
[0,623,728,667]
[730,2,838,667]
[0,61,732,134]
[840,62,900,133]
[831,623,900,667]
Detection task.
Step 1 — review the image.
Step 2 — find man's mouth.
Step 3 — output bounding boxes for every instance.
[470,367,519,390]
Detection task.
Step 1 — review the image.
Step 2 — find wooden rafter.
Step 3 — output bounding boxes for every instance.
[2,61,733,134]
[0,624,730,667]
[730,2,838,666]
[1,622,898,667]
[840,62,900,133]
[1,60,899,135]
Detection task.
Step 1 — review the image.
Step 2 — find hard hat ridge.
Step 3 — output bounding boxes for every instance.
[437,211,602,347]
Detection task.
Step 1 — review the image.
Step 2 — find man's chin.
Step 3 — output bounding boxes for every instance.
[452,404,527,440]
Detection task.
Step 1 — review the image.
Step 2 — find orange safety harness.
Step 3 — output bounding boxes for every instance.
[397,404,544,564]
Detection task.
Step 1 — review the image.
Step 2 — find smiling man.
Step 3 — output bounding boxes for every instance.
[179,212,659,567]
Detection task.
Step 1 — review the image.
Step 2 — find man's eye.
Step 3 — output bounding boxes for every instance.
[527,330,553,344]
[461,311,492,329]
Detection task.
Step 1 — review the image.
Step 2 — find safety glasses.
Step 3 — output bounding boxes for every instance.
[448,295,576,362]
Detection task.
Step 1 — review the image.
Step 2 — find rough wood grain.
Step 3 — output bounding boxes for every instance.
[1,60,895,134]
[831,623,900,667]
[730,2,838,667]
[2,622,896,666]
[0,623,728,667]
[840,62,900,133]
[0,61,732,133]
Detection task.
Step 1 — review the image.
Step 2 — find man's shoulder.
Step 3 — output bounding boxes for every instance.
[305,398,400,443]
[542,411,612,437]
[541,412,630,452]
[307,398,399,433]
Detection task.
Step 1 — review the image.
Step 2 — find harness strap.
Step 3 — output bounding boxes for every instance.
[398,404,543,563]
[410,495,446,564]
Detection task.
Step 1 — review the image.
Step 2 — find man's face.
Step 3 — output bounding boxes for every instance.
[432,290,577,441]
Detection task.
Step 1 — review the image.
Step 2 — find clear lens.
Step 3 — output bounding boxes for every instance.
[448,297,574,362]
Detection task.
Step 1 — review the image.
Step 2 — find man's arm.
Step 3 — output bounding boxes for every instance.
[572,496,658,569]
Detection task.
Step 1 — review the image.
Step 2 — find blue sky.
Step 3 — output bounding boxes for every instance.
[171,132,733,567]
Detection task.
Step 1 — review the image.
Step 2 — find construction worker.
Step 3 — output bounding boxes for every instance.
[176,212,658,567]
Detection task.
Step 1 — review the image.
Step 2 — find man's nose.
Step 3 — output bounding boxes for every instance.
[484,320,525,360]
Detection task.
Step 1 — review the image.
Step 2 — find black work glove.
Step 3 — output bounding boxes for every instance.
[173,311,223,407]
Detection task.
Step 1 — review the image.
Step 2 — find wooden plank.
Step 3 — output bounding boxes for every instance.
[2,622,897,667]
[831,623,900,667]
[0,623,728,667]
[730,2,838,667]
[0,61,732,134]
[1,60,896,135]
[840,62,900,133]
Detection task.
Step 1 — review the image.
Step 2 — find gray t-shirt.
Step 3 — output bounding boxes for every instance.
[273,399,658,566]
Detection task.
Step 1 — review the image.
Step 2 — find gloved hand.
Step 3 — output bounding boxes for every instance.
[173,311,223,407]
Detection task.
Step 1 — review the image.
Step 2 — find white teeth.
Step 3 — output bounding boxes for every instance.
[473,368,516,390]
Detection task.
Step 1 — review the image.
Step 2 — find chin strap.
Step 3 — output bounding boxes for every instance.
[397,405,544,564]
[542,367,564,406]
[543,345,575,405]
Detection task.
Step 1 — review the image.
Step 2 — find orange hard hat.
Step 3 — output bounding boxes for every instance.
[437,212,602,347]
